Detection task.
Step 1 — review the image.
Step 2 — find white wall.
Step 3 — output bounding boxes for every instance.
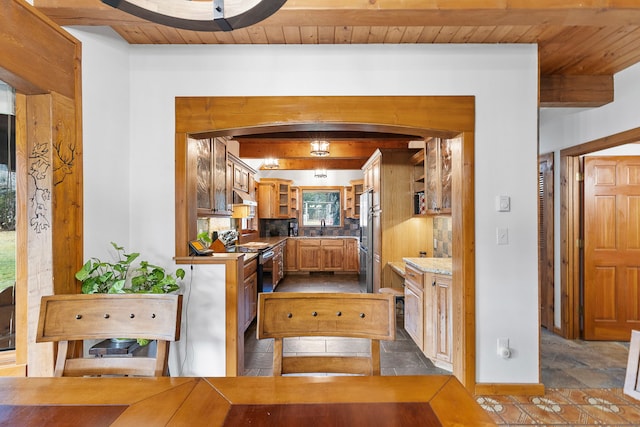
[540,61,640,329]
[70,27,540,383]
[67,27,132,261]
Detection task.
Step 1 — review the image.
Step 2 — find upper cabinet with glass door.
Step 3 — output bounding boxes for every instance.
[195,136,231,216]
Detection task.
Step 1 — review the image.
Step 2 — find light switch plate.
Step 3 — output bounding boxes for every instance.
[496,195,510,212]
[496,228,509,245]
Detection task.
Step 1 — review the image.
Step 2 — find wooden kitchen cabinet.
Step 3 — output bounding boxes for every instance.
[195,136,231,216]
[403,264,452,371]
[411,144,427,216]
[321,239,344,271]
[431,273,452,369]
[233,162,249,192]
[298,239,321,271]
[424,138,452,215]
[258,179,293,219]
[296,238,358,272]
[242,257,258,331]
[344,239,359,272]
[228,154,257,218]
[404,264,425,351]
[345,179,364,219]
[290,186,299,220]
[285,238,298,272]
[271,241,285,290]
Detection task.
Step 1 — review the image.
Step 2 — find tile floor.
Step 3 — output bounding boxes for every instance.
[244,272,640,426]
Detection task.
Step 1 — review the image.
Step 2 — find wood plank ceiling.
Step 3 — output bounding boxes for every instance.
[33,0,640,169]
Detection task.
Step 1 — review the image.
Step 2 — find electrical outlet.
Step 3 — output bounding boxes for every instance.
[496,195,511,212]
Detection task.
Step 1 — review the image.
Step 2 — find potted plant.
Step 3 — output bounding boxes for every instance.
[75,242,185,346]
[75,242,185,295]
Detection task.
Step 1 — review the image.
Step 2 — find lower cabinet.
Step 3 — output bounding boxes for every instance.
[321,239,344,271]
[296,238,359,272]
[344,239,359,272]
[432,274,452,369]
[404,264,424,350]
[272,241,285,290]
[404,264,453,372]
[285,238,297,272]
[298,239,321,271]
[242,257,258,331]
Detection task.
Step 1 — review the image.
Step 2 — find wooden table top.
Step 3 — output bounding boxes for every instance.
[0,375,495,426]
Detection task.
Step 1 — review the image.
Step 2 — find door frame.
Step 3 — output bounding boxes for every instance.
[539,152,555,331]
[174,96,476,390]
[560,127,640,338]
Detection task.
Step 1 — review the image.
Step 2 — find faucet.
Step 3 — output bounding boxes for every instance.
[320,219,326,236]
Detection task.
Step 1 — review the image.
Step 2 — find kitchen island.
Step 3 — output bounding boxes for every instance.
[172,237,289,378]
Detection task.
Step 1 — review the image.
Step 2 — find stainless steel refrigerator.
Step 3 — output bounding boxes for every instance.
[359,190,373,293]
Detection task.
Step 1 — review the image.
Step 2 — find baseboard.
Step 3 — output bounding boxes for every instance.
[475,382,545,396]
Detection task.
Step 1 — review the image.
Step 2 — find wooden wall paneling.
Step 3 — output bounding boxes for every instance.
[49,91,83,296]
[26,94,56,377]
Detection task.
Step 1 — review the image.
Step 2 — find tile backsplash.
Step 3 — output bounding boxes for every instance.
[433,216,452,258]
[260,218,360,238]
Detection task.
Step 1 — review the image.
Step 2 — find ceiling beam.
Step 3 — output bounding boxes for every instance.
[259,158,365,170]
[540,75,614,108]
[33,0,640,27]
[237,140,410,159]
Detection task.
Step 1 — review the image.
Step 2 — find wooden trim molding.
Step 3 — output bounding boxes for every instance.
[475,383,545,396]
[174,95,476,390]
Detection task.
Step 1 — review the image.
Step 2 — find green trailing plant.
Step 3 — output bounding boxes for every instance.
[129,260,185,294]
[75,242,185,295]
[75,242,185,347]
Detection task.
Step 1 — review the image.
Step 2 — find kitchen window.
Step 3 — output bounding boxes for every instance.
[301,188,342,227]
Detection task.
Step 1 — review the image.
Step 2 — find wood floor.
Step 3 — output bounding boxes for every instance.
[245,272,640,426]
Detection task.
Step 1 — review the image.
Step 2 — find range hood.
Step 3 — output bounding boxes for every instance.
[233,189,257,206]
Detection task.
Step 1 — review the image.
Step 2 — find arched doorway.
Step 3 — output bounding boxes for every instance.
[174,95,476,390]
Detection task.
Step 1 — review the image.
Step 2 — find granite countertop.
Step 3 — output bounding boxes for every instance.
[402,257,453,275]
